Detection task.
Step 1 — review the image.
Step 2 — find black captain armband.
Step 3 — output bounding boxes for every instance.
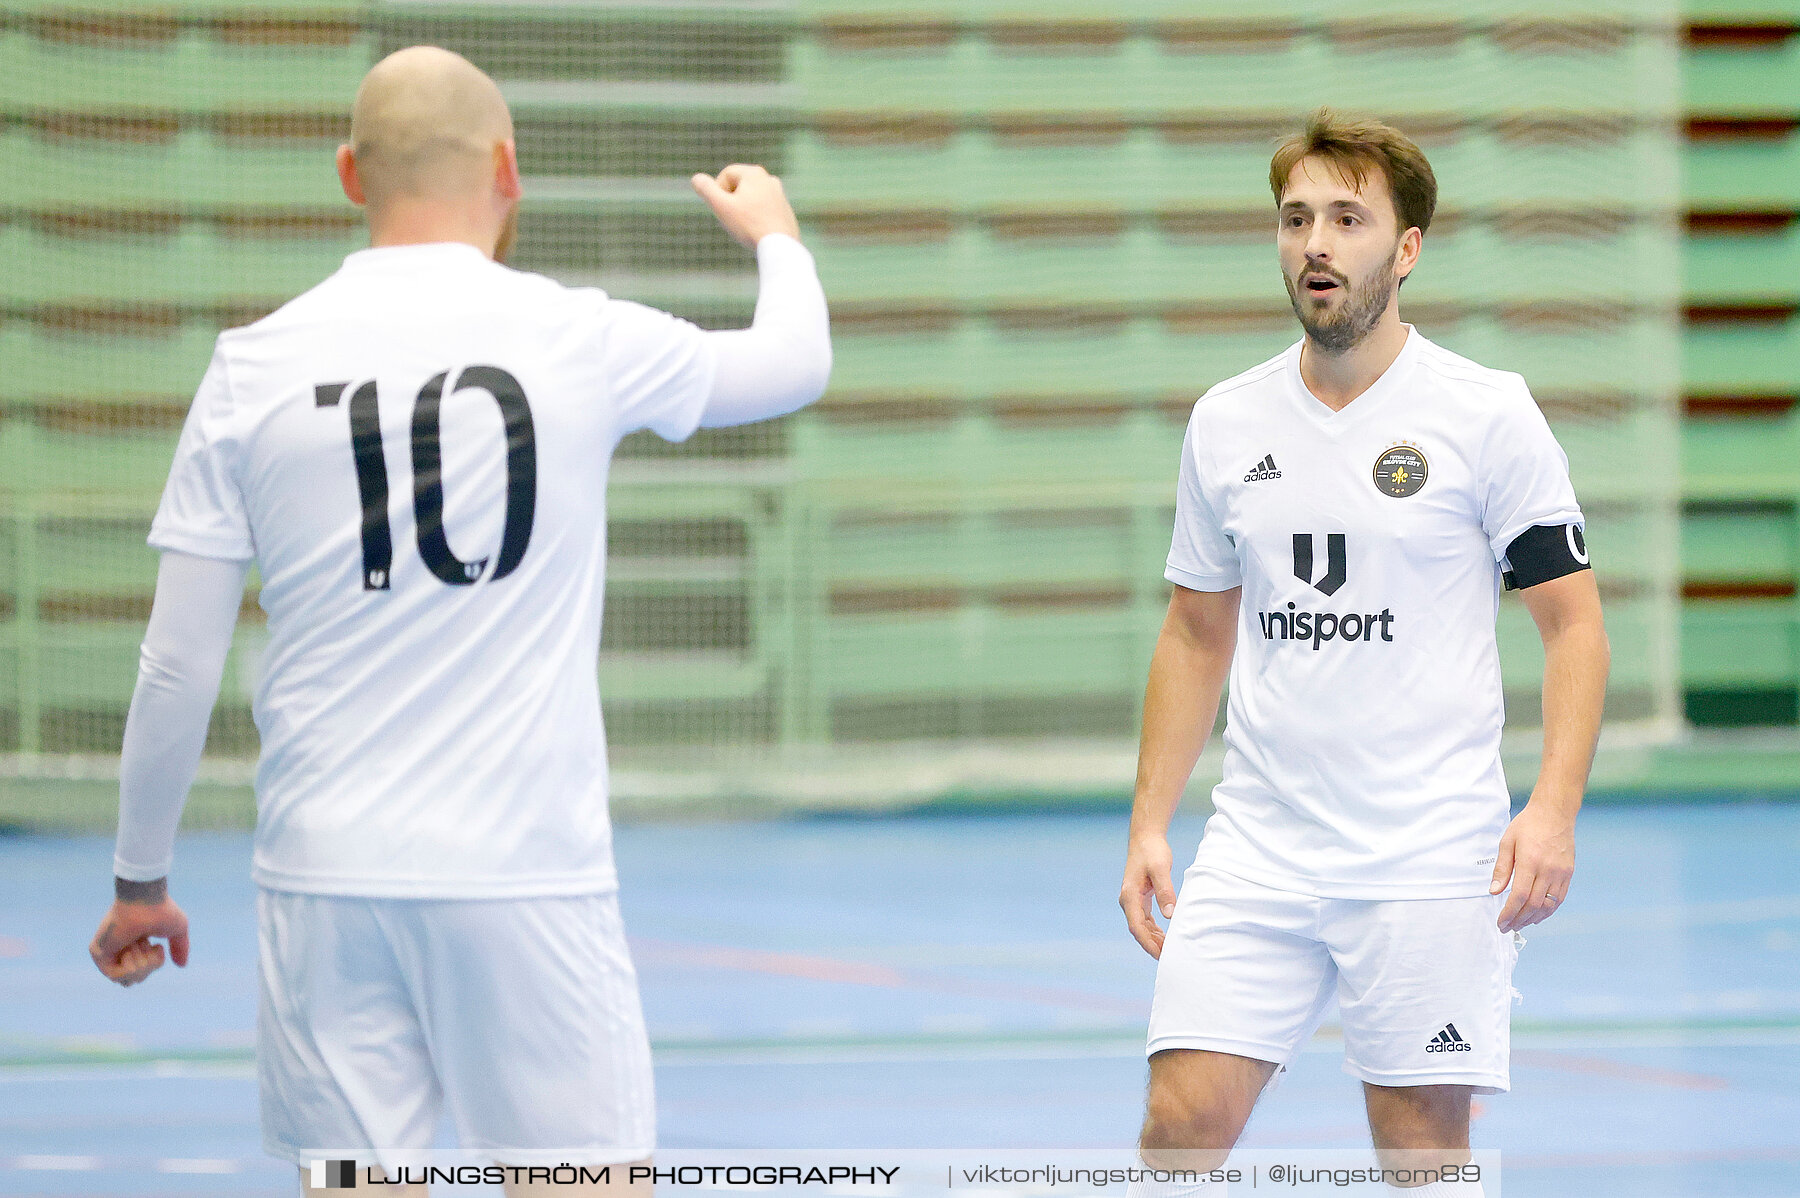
[1502,523,1591,590]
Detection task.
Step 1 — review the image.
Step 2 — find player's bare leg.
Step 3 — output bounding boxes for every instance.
[298,1168,425,1197]
[1138,1048,1278,1171]
[1361,1082,1473,1187]
[500,1157,653,1197]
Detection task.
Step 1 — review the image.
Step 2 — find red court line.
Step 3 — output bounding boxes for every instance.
[630,937,1146,1018]
[1513,1048,1732,1091]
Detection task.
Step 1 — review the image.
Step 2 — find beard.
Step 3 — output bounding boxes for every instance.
[493,203,519,264]
[1284,249,1398,354]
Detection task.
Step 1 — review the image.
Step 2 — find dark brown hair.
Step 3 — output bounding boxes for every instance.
[1270,108,1437,237]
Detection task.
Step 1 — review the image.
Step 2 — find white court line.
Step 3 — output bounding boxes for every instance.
[156,1158,240,1174]
[0,1062,256,1083]
[3,1155,264,1176]
[655,1027,1800,1067]
[10,1155,101,1170]
[655,1039,1148,1067]
[3,1025,1799,1080]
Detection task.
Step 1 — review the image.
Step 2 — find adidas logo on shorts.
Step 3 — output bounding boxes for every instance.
[1425,1023,1472,1053]
[1243,454,1281,482]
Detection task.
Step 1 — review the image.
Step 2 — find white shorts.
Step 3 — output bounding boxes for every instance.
[257,889,655,1170]
[1148,867,1523,1094]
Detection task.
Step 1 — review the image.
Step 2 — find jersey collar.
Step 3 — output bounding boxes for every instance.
[338,242,493,273]
[1284,324,1422,430]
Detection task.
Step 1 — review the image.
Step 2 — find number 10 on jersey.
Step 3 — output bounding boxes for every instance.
[315,366,537,591]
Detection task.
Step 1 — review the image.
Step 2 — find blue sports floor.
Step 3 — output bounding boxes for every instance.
[3,804,1798,1197]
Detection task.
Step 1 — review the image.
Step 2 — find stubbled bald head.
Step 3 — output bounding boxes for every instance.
[349,46,513,208]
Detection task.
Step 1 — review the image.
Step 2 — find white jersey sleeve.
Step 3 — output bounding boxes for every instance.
[1478,380,1584,561]
[148,345,256,562]
[113,551,249,881]
[699,234,832,427]
[1166,410,1244,592]
[598,299,716,444]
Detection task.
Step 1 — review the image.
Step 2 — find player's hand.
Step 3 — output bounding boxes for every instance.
[1490,798,1576,932]
[1121,833,1178,959]
[90,891,190,987]
[691,164,802,249]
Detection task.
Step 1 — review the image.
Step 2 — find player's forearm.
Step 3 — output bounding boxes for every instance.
[697,233,831,427]
[1131,623,1232,841]
[1532,616,1609,818]
[114,641,232,881]
[113,553,246,882]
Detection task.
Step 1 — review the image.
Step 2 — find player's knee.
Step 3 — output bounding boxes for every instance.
[1365,1084,1470,1154]
[1139,1083,1244,1167]
[1369,1119,1470,1167]
[1371,1124,1468,1155]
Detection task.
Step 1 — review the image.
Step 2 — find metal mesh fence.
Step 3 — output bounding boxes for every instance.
[1,0,1682,817]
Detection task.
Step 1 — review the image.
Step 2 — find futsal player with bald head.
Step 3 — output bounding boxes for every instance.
[87,45,830,1193]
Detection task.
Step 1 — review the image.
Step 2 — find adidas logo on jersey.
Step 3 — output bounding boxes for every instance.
[1243,454,1281,482]
[1425,1023,1472,1053]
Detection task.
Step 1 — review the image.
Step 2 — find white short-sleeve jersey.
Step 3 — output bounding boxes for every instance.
[150,243,715,897]
[1167,327,1583,900]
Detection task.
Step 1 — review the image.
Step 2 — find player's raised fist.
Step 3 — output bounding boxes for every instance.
[691,163,802,249]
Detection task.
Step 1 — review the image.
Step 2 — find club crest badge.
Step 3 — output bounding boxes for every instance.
[1373,442,1428,498]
